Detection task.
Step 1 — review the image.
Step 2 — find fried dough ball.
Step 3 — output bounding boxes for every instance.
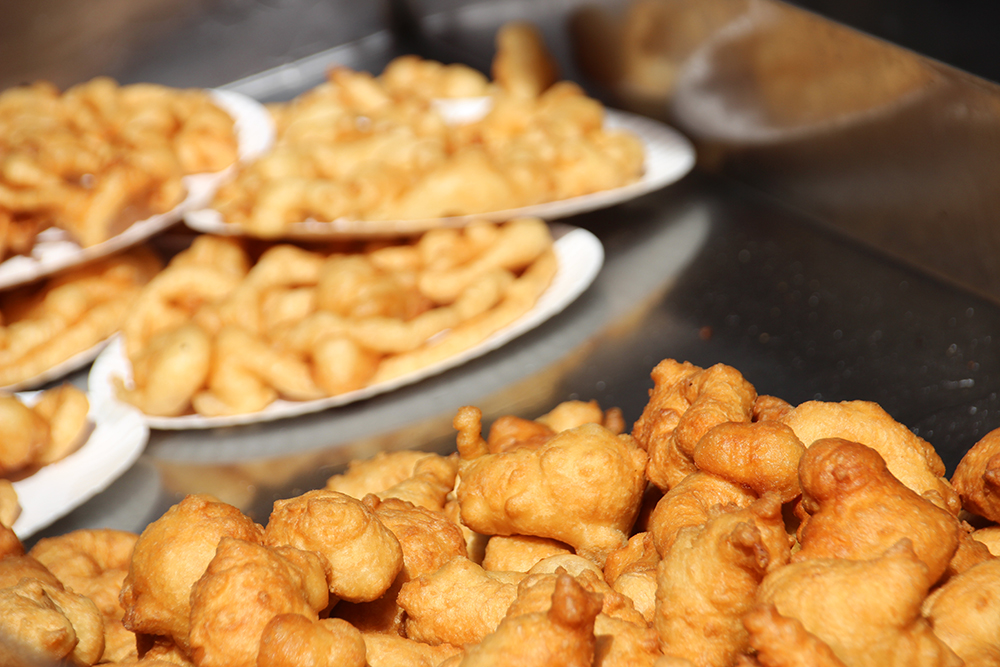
[743,605,849,667]
[396,555,525,646]
[0,393,50,476]
[0,578,104,666]
[375,453,459,513]
[333,496,467,634]
[325,450,437,499]
[922,559,1000,667]
[119,494,264,650]
[0,478,20,529]
[263,489,403,603]
[507,566,646,628]
[0,554,61,589]
[361,632,462,667]
[30,528,137,618]
[482,535,573,572]
[632,360,757,491]
[780,400,960,514]
[0,521,22,557]
[943,521,994,581]
[188,538,330,667]
[30,383,91,466]
[647,471,757,557]
[604,532,659,624]
[691,421,805,503]
[455,407,648,566]
[793,439,960,586]
[258,614,367,667]
[753,539,961,667]
[453,573,603,667]
[655,495,790,667]
[972,526,1000,556]
[952,426,1000,522]
[536,399,625,435]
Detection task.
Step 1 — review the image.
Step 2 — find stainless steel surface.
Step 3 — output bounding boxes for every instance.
[9,0,1000,545]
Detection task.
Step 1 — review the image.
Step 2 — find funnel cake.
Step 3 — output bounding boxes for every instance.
[455,407,647,566]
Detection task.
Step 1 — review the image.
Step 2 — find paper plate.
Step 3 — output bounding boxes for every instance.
[11,390,149,539]
[88,223,603,429]
[183,107,695,239]
[0,89,274,291]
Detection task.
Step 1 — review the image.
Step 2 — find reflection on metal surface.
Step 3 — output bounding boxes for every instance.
[561,0,1000,304]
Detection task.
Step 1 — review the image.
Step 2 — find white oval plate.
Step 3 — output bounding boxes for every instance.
[11,390,149,539]
[0,89,274,291]
[88,223,603,430]
[183,108,695,239]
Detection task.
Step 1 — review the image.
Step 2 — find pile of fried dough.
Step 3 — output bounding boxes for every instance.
[0,77,238,256]
[4,356,1000,666]
[115,218,556,417]
[210,23,645,237]
[0,247,162,389]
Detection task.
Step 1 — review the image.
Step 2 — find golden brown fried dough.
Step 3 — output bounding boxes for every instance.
[922,559,1000,667]
[755,539,961,667]
[257,614,367,667]
[780,400,960,514]
[794,439,960,585]
[362,632,462,667]
[0,553,61,589]
[0,521,23,557]
[655,495,790,667]
[397,556,524,646]
[263,490,402,603]
[188,538,329,667]
[375,453,459,513]
[604,532,659,624]
[30,528,137,618]
[120,494,264,650]
[952,426,1000,522]
[743,605,848,667]
[692,421,805,503]
[454,573,603,666]
[0,578,104,666]
[334,496,468,635]
[325,450,438,499]
[972,525,1000,556]
[482,535,573,572]
[648,471,757,557]
[632,360,757,491]
[456,407,647,566]
[0,478,20,528]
